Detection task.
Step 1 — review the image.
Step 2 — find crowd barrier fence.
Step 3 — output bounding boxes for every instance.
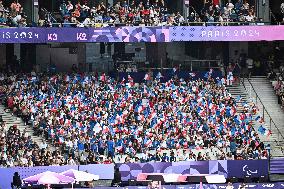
[0,160,269,189]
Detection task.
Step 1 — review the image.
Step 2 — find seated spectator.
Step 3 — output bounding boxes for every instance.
[10,1,21,14]
[12,172,21,189]
[0,70,268,166]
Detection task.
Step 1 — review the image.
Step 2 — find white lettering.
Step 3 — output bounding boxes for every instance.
[47,33,57,41]
[255,30,260,36]
[20,32,26,38]
[77,33,87,41]
[226,30,230,37]
[240,30,247,36]
[215,30,220,37]
[5,32,10,39]
[14,32,19,38]
[28,32,33,38]
[234,30,238,37]
[208,31,213,38]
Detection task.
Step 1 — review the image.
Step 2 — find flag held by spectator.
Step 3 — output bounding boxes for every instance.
[145,139,152,147]
[265,129,272,138]
[144,73,150,81]
[156,72,163,80]
[127,75,134,83]
[258,125,266,135]
[189,73,196,77]
[236,95,242,102]
[255,115,261,121]
[100,73,106,82]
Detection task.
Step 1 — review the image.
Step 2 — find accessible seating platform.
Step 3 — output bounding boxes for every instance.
[137,173,226,184]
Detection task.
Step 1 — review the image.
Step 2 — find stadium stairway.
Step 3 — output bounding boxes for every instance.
[0,104,53,150]
[227,80,284,158]
[243,76,284,130]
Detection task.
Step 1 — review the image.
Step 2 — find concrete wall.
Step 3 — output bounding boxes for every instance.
[50,48,77,72]
[229,42,248,62]
[257,0,270,22]
[86,43,113,72]
[35,45,49,72]
[167,42,186,66]
[36,44,80,72]
[0,45,6,69]
[125,43,146,58]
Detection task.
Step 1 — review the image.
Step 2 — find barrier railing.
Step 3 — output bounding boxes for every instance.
[240,76,284,156]
[44,21,271,27]
[182,60,222,72]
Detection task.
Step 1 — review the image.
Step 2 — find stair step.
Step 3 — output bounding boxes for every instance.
[0,104,55,151]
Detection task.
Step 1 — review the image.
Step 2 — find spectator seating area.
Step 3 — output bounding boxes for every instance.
[0,71,269,168]
[0,1,27,27]
[0,0,262,27]
[48,0,260,27]
[270,65,284,109]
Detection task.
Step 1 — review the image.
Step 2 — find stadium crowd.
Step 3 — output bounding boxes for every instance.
[52,0,258,27]
[0,0,260,27]
[270,65,284,109]
[0,71,269,167]
[0,1,27,27]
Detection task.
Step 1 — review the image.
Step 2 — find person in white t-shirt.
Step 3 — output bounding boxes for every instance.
[245,12,254,22]
[226,182,234,189]
[281,2,284,18]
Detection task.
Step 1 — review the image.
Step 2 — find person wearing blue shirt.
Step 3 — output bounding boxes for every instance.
[107,138,115,158]
[77,139,85,153]
[161,153,169,162]
[91,139,98,154]
[98,139,105,155]
[230,139,237,156]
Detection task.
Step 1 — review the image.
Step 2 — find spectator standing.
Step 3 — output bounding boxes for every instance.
[12,172,21,189]
[10,1,21,14]
[226,182,234,189]
[246,57,254,78]
[281,1,284,21]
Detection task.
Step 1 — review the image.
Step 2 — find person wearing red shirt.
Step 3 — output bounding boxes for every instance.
[213,0,220,6]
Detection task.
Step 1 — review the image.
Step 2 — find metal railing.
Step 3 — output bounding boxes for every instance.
[42,21,271,27]
[0,21,274,28]
[240,76,284,156]
[182,60,222,72]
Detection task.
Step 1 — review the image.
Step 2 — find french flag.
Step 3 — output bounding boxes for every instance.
[265,130,272,138]
[189,72,196,77]
[126,82,134,88]
[240,114,245,120]
[148,112,156,120]
[64,75,70,82]
[156,72,163,79]
[129,104,134,112]
[145,139,152,147]
[116,146,123,153]
[176,143,181,149]
[128,75,134,83]
[102,126,110,134]
[138,106,144,113]
[144,73,150,81]
[255,115,261,121]
[100,73,106,82]
[120,77,125,84]
[59,137,64,144]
